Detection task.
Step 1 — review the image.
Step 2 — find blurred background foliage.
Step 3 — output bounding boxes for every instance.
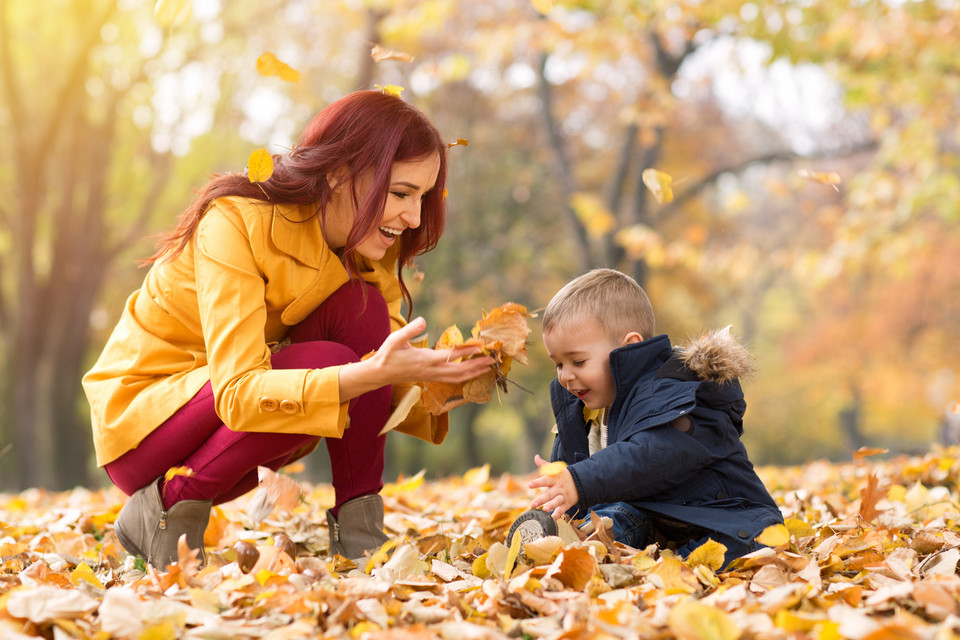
[0,0,958,490]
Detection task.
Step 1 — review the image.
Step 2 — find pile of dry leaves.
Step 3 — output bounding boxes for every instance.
[3,447,960,639]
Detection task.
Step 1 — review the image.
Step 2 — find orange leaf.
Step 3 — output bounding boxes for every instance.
[471,302,532,361]
[854,447,889,460]
[798,168,841,191]
[447,138,469,148]
[859,472,884,523]
[370,44,415,63]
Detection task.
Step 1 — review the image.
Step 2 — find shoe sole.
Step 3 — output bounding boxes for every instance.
[506,510,558,545]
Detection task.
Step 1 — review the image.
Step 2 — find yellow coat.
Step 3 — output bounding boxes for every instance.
[83,196,447,466]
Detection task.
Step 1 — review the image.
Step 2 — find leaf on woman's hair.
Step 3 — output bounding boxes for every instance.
[375,84,405,97]
[256,52,302,83]
[448,138,469,148]
[247,148,274,184]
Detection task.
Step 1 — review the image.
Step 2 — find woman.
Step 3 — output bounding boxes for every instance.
[83,91,494,568]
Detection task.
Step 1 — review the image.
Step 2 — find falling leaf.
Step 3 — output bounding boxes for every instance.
[798,168,841,191]
[642,168,674,204]
[247,148,274,184]
[164,466,195,483]
[154,0,192,27]
[375,84,404,97]
[447,138,469,148]
[854,447,889,460]
[756,523,791,547]
[256,52,302,83]
[370,44,415,63]
[570,192,616,237]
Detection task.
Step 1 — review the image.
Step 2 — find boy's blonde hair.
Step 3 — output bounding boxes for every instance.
[542,268,655,342]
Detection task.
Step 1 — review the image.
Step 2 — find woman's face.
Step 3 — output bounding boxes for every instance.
[326,152,441,261]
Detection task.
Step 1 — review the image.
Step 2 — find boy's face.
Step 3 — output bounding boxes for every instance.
[543,321,624,410]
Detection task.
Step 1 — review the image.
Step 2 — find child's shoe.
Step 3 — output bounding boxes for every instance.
[506,509,558,544]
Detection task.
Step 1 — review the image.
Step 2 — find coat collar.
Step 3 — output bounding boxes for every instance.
[270,202,402,326]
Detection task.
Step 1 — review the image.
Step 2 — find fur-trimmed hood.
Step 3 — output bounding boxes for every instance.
[677,326,755,385]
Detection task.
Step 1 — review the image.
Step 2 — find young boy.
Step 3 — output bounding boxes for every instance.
[508,269,782,568]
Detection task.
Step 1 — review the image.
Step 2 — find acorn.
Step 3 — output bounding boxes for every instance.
[234,540,260,574]
[274,533,297,560]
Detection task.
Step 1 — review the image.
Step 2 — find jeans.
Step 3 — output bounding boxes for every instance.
[105,280,391,516]
[588,501,763,568]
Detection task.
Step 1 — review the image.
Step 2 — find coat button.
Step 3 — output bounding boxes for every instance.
[279,399,300,414]
[259,397,279,412]
[738,530,750,539]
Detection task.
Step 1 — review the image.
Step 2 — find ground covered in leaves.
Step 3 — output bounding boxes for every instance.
[4,448,960,639]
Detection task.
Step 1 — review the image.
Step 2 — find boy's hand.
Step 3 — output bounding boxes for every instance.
[528,454,579,519]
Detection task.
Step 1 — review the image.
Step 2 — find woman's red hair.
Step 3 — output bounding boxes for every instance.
[144,90,448,313]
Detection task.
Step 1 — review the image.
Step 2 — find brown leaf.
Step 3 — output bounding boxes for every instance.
[859,472,885,522]
[370,44,415,63]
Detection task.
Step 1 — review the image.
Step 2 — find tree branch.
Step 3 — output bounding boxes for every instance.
[536,52,592,271]
[658,139,880,219]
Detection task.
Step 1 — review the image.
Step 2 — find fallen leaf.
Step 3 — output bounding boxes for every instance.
[755,523,791,547]
[668,599,741,640]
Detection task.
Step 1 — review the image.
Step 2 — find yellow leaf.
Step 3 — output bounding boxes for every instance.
[350,621,381,638]
[472,552,491,578]
[375,84,405,98]
[364,538,399,574]
[756,523,791,547]
[798,168,841,191]
[464,464,490,486]
[504,530,522,580]
[70,562,104,589]
[370,44,415,63]
[382,469,426,495]
[531,0,553,15]
[447,138,469,148]
[570,192,616,237]
[685,539,727,571]
[247,149,274,184]
[667,599,742,640]
[163,466,195,483]
[642,168,674,204]
[539,461,568,476]
[154,0,191,27]
[379,385,423,435]
[139,621,178,640]
[255,52,302,83]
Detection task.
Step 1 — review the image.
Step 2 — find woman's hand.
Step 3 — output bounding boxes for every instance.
[338,317,496,401]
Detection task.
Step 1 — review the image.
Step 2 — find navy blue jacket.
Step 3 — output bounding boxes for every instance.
[550,332,782,553]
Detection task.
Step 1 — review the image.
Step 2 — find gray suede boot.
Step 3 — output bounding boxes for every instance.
[326,494,390,561]
[115,478,212,569]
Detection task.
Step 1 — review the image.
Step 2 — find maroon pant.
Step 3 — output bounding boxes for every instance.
[105,280,391,516]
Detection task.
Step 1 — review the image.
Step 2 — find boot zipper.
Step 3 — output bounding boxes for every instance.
[332,520,341,542]
[159,510,168,530]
